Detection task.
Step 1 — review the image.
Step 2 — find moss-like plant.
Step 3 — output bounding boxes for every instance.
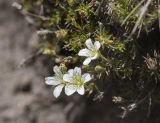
[18,0,160,118]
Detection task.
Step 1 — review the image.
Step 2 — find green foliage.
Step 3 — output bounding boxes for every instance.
[75,3,93,17]
[22,0,32,11]
[21,0,160,114]
[64,32,87,52]
[49,12,61,26]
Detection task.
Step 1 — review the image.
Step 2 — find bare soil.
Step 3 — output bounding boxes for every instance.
[0,1,66,123]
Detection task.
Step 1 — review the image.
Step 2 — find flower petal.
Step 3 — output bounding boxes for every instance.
[94,41,101,50]
[53,84,64,98]
[68,69,74,76]
[77,86,85,95]
[63,74,72,82]
[74,67,81,76]
[85,38,94,49]
[82,73,92,83]
[45,77,60,85]
[65,84,76,96]
[53,66,63,78]
[78,49,91,57]
[83,57,92,65]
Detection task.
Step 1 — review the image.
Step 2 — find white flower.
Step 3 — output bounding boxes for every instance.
[78,38,101,65]
[45,66,66,98]
[63,67,91,96]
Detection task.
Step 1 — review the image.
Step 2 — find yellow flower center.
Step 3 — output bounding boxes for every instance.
[72,76,83,88]
[90,49,99,58]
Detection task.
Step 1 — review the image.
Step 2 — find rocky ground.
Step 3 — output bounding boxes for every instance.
[0,0,67,123]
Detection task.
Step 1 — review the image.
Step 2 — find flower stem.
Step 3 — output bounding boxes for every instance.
[100,53,108,62]
[94,84,101,93]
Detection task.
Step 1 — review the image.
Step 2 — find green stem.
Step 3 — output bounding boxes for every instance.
[121,0,145,26]
[94,84,101,93]
[100,53,108,62]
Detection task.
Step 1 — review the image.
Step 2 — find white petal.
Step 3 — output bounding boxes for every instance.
[94,41,101,50]
[83,57,92,65]
[65,84,76,96]
[53,66,63,77]
[74,67,81,76]
[45,77,60,85]
[63,74,72,82]
[85,38,94,49]
[78,49,91,57]
[77,86,85,95]
[53,84,64,98]
[68,69,74,76]
[82,73,92,83]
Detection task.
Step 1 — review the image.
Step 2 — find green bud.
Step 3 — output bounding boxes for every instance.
[95,65,105,72]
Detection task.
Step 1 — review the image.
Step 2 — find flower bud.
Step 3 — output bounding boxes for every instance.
[55,29,68,39]
[95,65,105,72]
[59,63,67,73]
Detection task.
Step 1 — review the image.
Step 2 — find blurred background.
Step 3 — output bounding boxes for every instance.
[1,0,160,123]
[0,0,67,123]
